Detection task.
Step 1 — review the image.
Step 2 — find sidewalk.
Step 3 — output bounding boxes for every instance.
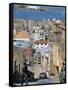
[13,81,38,86]
[13,79,39,86]
[49,75,60,83]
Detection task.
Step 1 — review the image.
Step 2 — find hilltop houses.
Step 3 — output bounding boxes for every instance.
[13,19,65,79]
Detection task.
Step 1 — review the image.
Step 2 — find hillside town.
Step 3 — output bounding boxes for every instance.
[13,18,65,85]
[12,4,66,86]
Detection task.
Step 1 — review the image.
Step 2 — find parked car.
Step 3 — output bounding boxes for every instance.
[39,73,47,79]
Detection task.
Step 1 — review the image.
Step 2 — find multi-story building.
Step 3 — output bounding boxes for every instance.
[50,20,65,75]
[13,30,31,74]
[33,40,48,49]
[31,26,48,41]
[33,43,52,78]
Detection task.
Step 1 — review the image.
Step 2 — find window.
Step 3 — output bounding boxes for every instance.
[45,57,48,60]
[38,62,41,64]
[33,30,35,33]
[38,60,41,64]
[40,39,43,40]
[18,44,22,46]
[38,57,41,59]
[45,35,48,40]
[37,43,39,45]
[32,49,36,53]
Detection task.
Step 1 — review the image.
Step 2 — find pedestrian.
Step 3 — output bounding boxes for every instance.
[21,72,25,86]
[59,63,66,83]
[21,65,28,86]
[24,73,28,85]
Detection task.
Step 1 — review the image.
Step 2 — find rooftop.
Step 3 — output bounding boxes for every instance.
[14,31,30,39]
[34,40,48,44]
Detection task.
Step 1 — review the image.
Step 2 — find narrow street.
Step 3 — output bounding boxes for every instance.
[13,4,66,86]
[13,75,60,86]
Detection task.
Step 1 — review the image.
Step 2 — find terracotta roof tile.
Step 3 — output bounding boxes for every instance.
[14,31,30,39]
[34,40,48,44]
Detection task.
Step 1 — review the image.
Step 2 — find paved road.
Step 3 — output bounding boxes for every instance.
[13,76,60,86]
[38,78,55,84]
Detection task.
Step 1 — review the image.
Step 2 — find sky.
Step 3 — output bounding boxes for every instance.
[13,5,65,20]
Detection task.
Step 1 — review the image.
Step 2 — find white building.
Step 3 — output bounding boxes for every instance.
[31,26,45,41]
[33,43,52,78]
[33,40,48,49]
